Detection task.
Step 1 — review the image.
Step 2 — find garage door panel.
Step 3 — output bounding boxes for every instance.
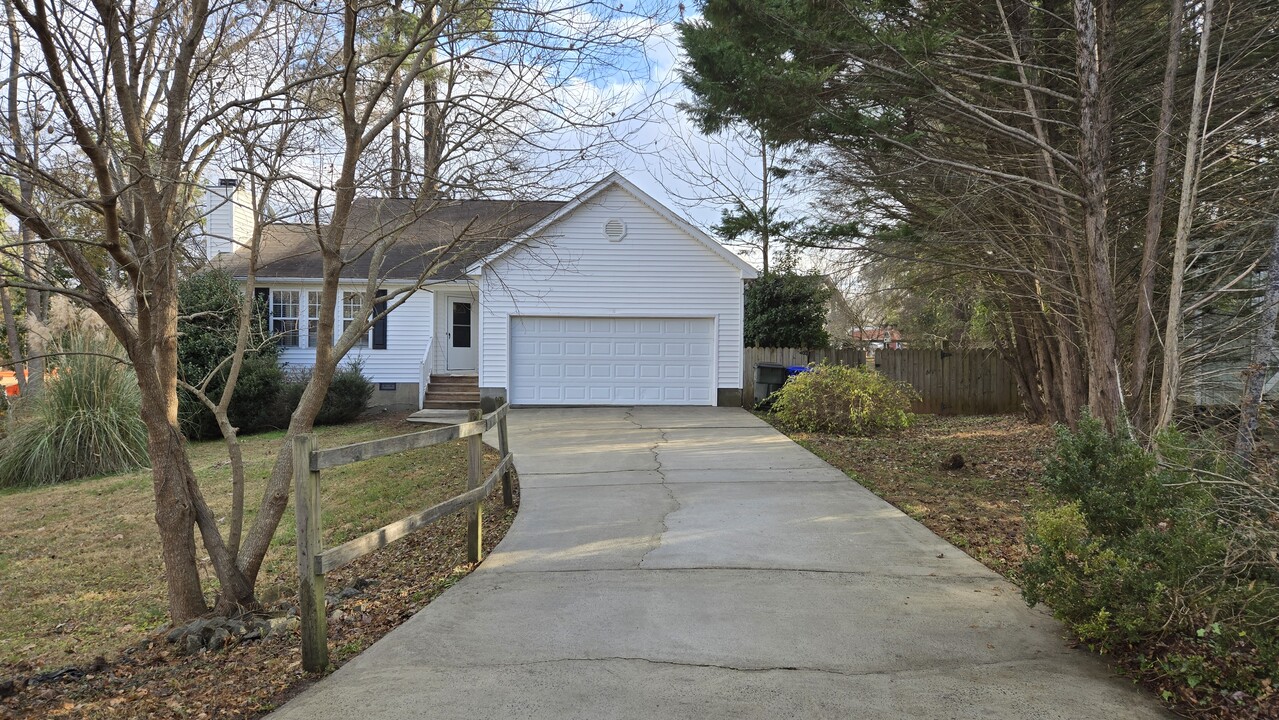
[511,316,714,406]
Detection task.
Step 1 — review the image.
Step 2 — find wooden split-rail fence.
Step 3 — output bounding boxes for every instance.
[293,403,513,672]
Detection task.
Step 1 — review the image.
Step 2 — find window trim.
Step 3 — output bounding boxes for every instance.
[342,290,369,348]
[270,289,300,348]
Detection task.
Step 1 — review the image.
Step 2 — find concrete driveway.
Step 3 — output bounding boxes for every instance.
[269,407,1169,719]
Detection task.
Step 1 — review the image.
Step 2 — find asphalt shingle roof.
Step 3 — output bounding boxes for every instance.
[217,197,566,282]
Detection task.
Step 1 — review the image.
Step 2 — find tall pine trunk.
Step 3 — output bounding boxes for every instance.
[1074,0,1123,430]
[1155,0,1215,434]
[1130,0,1183,429]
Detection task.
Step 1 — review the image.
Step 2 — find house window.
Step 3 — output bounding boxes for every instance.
[307,291,324,348]
[271,290,300,347]
[343,291,367,348]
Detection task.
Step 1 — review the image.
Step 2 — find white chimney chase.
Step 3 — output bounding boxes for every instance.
[198,178,254,260]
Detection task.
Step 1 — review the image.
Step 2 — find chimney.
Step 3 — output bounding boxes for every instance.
[197,178,254,260]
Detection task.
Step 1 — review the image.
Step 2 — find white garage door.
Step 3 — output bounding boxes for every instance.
[510,316,714,405]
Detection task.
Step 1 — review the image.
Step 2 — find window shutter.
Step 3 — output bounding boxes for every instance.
[372,289,388,350]
[254,287,270,325]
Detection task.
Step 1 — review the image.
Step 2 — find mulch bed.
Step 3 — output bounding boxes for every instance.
[0,483,519,719]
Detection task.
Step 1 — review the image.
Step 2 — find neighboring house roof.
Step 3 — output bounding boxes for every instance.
[851,328,903,343]
[465,172,759,279]
[217,197,565,282]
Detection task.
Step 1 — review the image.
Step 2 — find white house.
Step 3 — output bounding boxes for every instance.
[206,173,757,410]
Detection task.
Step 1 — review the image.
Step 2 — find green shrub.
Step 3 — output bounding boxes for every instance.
[177,270,281,440]
[1022,415,1279,704]
[744,270,832,348]
[0,332,149,487]
[272,361,374,428]
[769,364,918,435]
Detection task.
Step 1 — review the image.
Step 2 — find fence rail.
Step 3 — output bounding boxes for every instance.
[293,403,513,672]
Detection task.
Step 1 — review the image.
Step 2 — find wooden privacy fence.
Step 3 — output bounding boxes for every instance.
[742,347,1022,415]
[741,347,866,408]
[873,349,1021,415]
[293,404,514,671]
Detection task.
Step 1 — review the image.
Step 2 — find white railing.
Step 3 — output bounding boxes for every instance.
[418,338,433,410]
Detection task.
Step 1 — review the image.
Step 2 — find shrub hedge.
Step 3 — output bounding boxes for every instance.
[177,270,281,440]
[1022,416,1279,709]
[769,364,918,435]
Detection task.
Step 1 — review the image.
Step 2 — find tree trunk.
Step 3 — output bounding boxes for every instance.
[1,285,25,395]
[234,364,333,585]
[1010,296,1050,422]
[1073,0,1123,430]
[1130,0,1183,429]
[1235,219,1279,466]
[1155,0,1215,434]
[139,405,208,620]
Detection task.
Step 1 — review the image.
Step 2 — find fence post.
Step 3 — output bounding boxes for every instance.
[498,406,514,507]
[293,434,328,672]
[467,408,483,563]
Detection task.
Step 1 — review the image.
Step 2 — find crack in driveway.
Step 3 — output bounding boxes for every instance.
[625,408,678,568]
[431,653,1066,681]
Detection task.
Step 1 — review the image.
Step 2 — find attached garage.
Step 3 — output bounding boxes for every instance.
[510,316,714,405]
[473,174,757,408]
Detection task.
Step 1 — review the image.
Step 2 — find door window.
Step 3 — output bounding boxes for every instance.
[452,301,472,348]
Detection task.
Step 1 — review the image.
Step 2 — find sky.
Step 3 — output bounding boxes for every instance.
[585,13,815,271]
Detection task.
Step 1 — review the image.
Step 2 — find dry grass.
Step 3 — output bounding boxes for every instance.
[0,412,494,670]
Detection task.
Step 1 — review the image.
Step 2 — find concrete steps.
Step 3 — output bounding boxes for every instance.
[422,375,479,410]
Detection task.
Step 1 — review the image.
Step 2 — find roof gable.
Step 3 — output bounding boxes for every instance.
[466,172,758,278]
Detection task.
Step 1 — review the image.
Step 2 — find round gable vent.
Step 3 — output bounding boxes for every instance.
[603,218,627,242]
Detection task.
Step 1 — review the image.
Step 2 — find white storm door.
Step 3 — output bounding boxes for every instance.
[445,297,478,370]
[510,316,714,405]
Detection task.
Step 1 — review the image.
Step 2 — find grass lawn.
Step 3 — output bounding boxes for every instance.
[0,412,499,670]
[776,413,1056,580]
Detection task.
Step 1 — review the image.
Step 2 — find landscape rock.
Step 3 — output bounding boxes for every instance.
[183,634,203,656]
[267,616,300,636]
[208,628,232,651]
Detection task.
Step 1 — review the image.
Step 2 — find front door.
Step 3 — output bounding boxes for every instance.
[445,297,478,371]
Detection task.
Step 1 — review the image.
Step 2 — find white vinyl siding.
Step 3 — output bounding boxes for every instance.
[272,284,434,383]
[479,184,746,395]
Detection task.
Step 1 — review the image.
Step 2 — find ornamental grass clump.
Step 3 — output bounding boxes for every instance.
[770,364,919,435]
[0,331,149,488]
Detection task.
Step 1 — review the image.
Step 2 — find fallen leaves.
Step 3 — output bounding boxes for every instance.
[785,414,1053,580]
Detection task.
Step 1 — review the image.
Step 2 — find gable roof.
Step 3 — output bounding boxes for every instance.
[217,173,757,283]
[465,172,759,278]
[218,198,565,282]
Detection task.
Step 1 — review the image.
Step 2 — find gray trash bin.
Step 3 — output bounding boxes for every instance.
[754,362,788,408]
